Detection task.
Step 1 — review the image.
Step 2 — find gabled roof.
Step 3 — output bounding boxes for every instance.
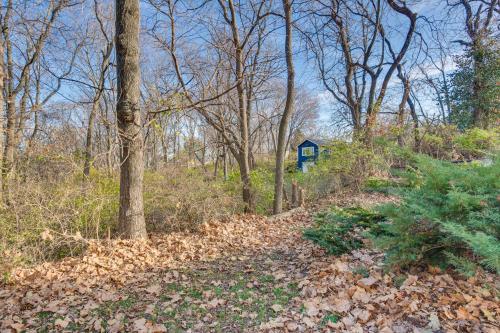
[299,137,329,146]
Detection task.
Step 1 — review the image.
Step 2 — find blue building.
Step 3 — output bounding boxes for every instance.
[297,138,328,172]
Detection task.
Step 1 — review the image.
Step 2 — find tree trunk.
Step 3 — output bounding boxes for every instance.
[0,34,5,203]
[225,0,255,212]
[83,101,99,177]
[273,0,295,215]
[238,153,255,213]
[223,144,228,181]
[407,95,420,151]
[105,124,113,175]
[14,75,30,155]
[471,45,486,128]
[4,97,17,174]
[115,0,147,239]
[396,68,411,147]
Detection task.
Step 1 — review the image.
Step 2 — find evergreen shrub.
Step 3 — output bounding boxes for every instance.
[374,154,500,276]
[304,207,388,255]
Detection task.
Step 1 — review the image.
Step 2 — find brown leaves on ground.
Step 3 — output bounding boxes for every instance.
[261,247,499,332]
[1,195,499,332]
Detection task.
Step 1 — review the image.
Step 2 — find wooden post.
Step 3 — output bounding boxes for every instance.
[298,187,304,207]
[291,181,298,207]
[282,187,289,210]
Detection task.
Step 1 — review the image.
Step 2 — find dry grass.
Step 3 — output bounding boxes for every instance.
[0,154,241,278]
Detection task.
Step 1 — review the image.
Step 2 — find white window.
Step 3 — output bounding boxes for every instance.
[302,146,314,157]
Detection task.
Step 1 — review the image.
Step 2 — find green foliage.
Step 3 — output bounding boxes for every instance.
[303,207,387,255]
[454,127,499,158]
[223,167,275,214]
[449,40,500,129]
[291,140,392,199]
[373,154,500,275]
[364,177,401,195]
[418,125,499,160]
[250,167,275,214]
[352,265,370,278]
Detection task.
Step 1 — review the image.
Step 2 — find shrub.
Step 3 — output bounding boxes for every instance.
[454,127,499,159]
[373,154,500,275]
[418,125,458,159]
[142,167,241,232]
[291,140,392,200]
[417,125,499,160]
[303,207,387,255]
[0,157,242,276]
[250,167,275,214]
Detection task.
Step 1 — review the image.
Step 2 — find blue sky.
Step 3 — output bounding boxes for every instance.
[46,0,467,134]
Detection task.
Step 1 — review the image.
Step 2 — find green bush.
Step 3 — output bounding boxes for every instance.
[418,125,458,159]
[291,140,392,199]
[373,154,500,275]
[303,207,387,255]
[222,167,274,215]
[416,125,499,160]
[454,127,499,158]
[250,167,275,214]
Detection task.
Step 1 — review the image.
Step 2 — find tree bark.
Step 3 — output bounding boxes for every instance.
[471,44,486,127]
[115,0,147,239]
[84,8,113,177]
[407,94,420,150]
[84,101,99,177]
[0,33,5,203]
[225,0,254,213]
[396,66,411,147]
[273,0,295,214]
[14,75,30,156]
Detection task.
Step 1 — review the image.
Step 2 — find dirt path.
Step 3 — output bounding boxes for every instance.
[1,193,498,332]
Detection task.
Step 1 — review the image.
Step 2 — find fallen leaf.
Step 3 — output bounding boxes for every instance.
[357,277,377,289]
[271,304,283,312]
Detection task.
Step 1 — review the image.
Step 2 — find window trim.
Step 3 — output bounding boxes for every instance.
[301,146,314,157]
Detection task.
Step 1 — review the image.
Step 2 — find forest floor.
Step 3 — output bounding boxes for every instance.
[1,192,498,333]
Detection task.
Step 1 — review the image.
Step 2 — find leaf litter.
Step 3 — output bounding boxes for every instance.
[0,194,498,332]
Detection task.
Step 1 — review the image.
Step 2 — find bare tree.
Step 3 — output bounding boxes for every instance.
[305,0,417,144]
[273,0,295,214]
[83,0,114,177]
[146,0,274,212]
[2,0,72,174]
[115,0,147,238]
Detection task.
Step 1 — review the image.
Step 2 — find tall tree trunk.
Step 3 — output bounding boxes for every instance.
[407,94,420,150]
[27,69,42,152]
[4,97,16,174]
[396,66,411,147]
[3,0,15,175]
[213,149,219,178]
[471,44,486,128]
[238,153,254,212]
[223,144,228,181]
[273,0,295,214]
[83,101,99,177]
[440,70,452,123]
[14,75,30,155]
[0,34,5,203]
[115,0,147,239]
[226,0,254,212]
[105,123,113,175]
